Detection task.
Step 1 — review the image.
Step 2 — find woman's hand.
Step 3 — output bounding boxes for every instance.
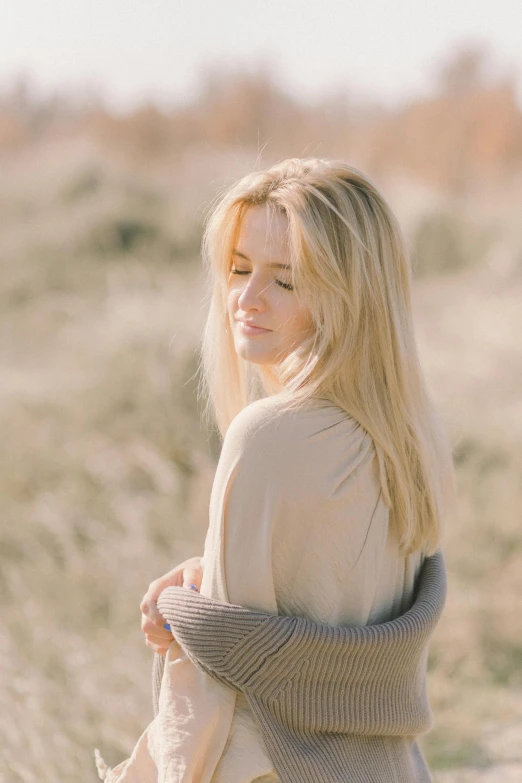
[140,556,203,655]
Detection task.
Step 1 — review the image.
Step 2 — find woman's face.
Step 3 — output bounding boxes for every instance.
[227,204,315,368]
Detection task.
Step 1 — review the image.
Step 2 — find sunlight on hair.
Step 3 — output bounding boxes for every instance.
[197,157,456,557]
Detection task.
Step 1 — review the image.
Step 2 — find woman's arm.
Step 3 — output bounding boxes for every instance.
[140,555,203,655]
[157,550,446,736]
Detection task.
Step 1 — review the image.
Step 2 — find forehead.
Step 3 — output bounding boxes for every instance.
[235,204,290,260]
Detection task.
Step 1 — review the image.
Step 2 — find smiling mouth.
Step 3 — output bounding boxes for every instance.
[237,321,272,335]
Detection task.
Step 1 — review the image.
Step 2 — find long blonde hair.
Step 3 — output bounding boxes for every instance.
[197,157,455,556]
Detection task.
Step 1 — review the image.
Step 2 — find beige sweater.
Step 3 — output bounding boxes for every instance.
[102,395,425,783]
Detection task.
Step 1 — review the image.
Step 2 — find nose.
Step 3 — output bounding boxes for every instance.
[236,273,270,311]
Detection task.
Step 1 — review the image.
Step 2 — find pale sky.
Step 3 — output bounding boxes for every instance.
[1,0,521,110]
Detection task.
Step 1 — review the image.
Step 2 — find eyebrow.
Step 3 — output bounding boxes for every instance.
[232,249,291,271]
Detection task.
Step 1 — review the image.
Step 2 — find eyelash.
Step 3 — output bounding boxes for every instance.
[230,268,294,291]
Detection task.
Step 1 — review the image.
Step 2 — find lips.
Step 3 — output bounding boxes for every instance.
[238,320,269,329]
[236,319,272,334]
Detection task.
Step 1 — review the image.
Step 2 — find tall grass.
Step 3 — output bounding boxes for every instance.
[0,132,521,781]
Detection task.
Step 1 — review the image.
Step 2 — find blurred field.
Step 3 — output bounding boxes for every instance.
[1,50,521,782]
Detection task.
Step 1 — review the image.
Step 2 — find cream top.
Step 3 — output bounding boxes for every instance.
[104,395,424,783]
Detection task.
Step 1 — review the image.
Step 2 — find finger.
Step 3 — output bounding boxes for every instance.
[145,639,171,655]
[141,613,172,636]
[140,595,160,617]
[143,571,183,607]
[145,631,173,647]
[140,595,162,619]
[182,566,202,591]
[140,600,166,628]
[145,631,173,645]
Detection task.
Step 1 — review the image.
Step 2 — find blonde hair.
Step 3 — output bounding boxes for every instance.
[197,157,455,556]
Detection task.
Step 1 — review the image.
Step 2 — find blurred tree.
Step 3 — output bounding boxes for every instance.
[436,43,493,96]
[1,44,521,187]
[195,62,297,150]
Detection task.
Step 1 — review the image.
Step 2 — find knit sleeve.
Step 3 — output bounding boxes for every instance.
[157,551,446,737]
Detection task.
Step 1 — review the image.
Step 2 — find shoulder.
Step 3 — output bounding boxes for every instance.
[220,397,296,475]
[224,396,284,445]
[223,396,374,472]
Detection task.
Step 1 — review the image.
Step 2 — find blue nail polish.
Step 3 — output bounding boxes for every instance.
[163,623,171,632]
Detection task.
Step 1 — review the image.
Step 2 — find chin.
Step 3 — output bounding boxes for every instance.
[238,352,270,366]
[234,344,271,365]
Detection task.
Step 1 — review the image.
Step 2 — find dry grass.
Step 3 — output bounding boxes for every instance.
[0,140,520,782]
[411,270,522,777]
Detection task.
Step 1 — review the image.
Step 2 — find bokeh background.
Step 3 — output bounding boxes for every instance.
[1,2,521,781]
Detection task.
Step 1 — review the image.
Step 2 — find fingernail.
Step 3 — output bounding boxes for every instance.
[163,623,171,631]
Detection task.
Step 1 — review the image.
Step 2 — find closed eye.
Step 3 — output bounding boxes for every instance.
[230,268,294,291]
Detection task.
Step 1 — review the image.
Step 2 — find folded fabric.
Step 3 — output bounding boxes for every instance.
[152,549,446,783]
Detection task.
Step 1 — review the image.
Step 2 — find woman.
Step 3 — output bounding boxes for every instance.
[98,157,455,782]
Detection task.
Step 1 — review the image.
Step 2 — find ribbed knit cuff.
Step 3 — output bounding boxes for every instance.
[157,587,296,691]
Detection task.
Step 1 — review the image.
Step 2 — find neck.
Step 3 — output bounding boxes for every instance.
[259,365,284,395]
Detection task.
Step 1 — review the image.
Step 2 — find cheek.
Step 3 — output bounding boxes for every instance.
[282,304,314,340]
[293,302,314,329]
[227,289,237,315]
